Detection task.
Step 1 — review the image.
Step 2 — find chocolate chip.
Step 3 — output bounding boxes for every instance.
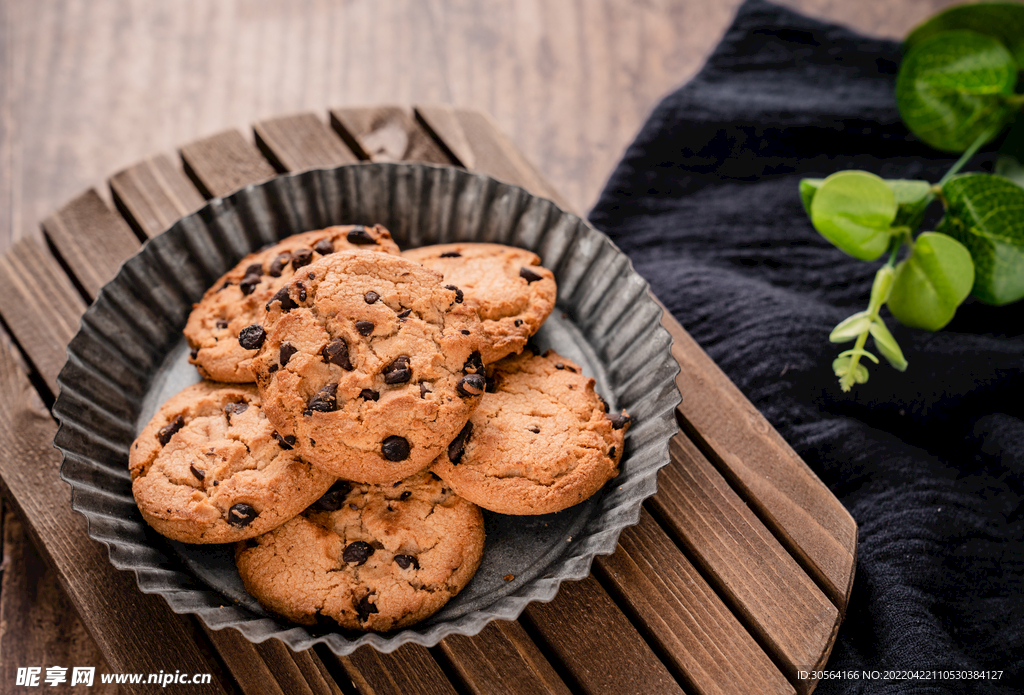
[381,436,410,461]
[609,446,617,459]
[308,272,315,280]
[272,432,296,449]
[245,539,259,549]
[444,285,464,303]
[364,291,379,304]
[461,329,470,335]
[356,594,379,621]
[295,281,307,302]
[520,267,542,283]
[279,342,298,366]
[343,540,375,565]
[307,383,338,413]
[266,286,297,312]
[457,373,485,397]
[514,319,523,327]
[224,401,249,417]
[485,375,498,393]
[314,239,334,255]
[419,382,430,398]
[322,337,353,370]
[268,253,292,277]
[216,281,232,292]
[448,422,473,463]
[400,490,411,500]
[238,324,266,350]
[189,463,206,480]
[268,363,279,374]
[355,320,374,336]
[439,251,461,258]
[190,347,199,360]
[556,363,565,370]
[239,274,261,295]
[394,554,419,569]
[609,412,631,430]
[157,415,185,445]
[291,248,313,269]
[311,481,353,511]
[383,355,412,384]
[597,396,609,413]
[528,425,540,434]
[346,226,376,245]
[227,503,258,527]
[463,351,483,374]
[360,389,379,401]
[216,319,229,329]
[244,263,263,277]
[396,308,411,320]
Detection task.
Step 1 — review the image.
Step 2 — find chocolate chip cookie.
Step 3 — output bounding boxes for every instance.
[250,251,484,484]
[431,350,630,515]
[235,470,485,631]
[185,225,399,383]
[130,381,337,544]
[403,243,556,363]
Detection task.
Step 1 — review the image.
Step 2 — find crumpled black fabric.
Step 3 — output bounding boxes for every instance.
[589,1,1024,693]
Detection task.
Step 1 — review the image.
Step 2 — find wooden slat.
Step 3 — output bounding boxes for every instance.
[651,434,839,693]
[522,575,686,695]
[662,309,857,611]
[330,645,458,695]
[0,236,86,393]
[439,621,572,695]
[41,188,141,299]
[414,105,574,213]
[595,509,794,695]
[255,113,359,172]
[110,154,206,239]
[180,129,278,199]
[0,338,227,695]
[330,107,452,164]
[0,506,118,694]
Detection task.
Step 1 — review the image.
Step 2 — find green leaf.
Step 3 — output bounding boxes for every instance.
[888,232,975,330]
[829,311,872,342]
[896,30,1018,153]
[800,178,824,214]
[868,320,908,371]
[888,179,934,228]
[938,173,1024,304]
[994,154,1024,188]
[809,171,897,261]
[905,1,1024,66]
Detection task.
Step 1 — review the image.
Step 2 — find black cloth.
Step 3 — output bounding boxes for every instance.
[589,2,1023,693]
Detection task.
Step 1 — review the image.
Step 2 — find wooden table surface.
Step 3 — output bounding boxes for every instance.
[0,1,958,692]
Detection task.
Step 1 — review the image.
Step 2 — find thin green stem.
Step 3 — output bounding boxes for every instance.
[938,127,1000,187]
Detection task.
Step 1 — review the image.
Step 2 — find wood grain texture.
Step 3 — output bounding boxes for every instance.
[438,621,572,695]
[0,507,118,694]
[41,188,140,300]
[180,129,278,199]
[255,113,359,172]
[0,337,226,695]
[663,311,857,611]
[652,434,840,692]
[595,509,794,695]
[0,236,86,394]
[110,154,206,239]
[331,645,459,695]
[415,105,574,214]
[522,575,686,695]
[331,107,452,165]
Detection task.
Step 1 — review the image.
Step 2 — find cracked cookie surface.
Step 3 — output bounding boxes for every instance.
[235,470,485,631]
[129,381,337,544]
[431,350,630,515]
[251,251,483,484]
[185,225,399,383]
[403,243,556,363]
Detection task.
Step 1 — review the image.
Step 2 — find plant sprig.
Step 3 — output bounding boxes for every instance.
[799,1,1024,392]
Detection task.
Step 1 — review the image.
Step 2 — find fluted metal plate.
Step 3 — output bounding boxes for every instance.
[54,163,681,654]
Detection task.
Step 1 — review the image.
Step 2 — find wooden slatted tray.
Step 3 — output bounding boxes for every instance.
[0,105,856,695]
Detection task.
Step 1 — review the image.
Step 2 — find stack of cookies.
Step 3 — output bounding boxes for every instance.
[130,224,630,632]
